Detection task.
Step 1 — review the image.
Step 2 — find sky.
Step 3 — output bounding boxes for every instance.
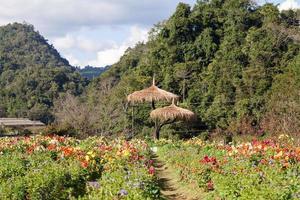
[0,0,299,68]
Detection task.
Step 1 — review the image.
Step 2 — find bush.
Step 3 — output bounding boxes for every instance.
[0,135,160,199]
[158,137,300,199]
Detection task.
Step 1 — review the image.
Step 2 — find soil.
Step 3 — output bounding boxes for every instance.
[153,155,205,200]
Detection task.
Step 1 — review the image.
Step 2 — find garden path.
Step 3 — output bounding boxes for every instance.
[154,155,203,200]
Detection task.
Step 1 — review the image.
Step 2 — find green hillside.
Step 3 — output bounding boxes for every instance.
[0,23,87,122]
[85,0,300,138]
[78,66,108,80]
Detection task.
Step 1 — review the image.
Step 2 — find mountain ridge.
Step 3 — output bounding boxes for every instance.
[0,22,87,122]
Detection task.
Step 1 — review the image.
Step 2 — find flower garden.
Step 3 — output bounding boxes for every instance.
[0,135,160,200]
[156,135,300,199]
[2,134,300,200]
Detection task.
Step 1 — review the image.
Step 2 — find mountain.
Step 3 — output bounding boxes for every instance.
[0,23,87,122]
[78,66,108,80]
[85,1,300,137]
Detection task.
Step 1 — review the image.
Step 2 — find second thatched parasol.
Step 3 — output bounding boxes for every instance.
[127,77,179,109]
[150,100,196,139]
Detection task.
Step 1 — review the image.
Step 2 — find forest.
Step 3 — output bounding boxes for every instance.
[0,23,87,123]
[83,0,300,139]
[0,0,299,140]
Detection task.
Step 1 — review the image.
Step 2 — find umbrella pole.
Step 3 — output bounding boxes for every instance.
[132,106,134,133]
[151,100,155,110]
[153,122,160,140]
[153,119,176,140]
[151,100,159,140]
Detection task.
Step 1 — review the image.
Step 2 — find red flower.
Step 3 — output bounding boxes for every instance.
[207,180,214,190]
[81,160,89,168]
[56,137,65,143]
[148,159,154,165]
[200,156,218,165]
[148,166,155,175]
[260,159,267,165]
[47,144,56,151]
[202,155,211,163]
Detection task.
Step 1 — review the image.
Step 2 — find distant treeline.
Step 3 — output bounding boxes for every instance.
[77,66,108,80]
[0,0,299,139]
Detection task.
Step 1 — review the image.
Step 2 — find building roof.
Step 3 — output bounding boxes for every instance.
[0,118,45,127]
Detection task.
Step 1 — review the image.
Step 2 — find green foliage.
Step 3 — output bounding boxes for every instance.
[86,0,300,137]
[0,23,87,123]
[157,137,300,199]
[0,136,160,200]
[262,54,300,135]
[78,66,107,80]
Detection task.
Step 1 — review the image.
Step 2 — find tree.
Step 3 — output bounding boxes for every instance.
[0,23,87,123]
[85,1,300,137]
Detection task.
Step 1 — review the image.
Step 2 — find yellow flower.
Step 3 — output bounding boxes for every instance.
[87,151,96,158]
[274,151,283,159]
[278,134,285,140]
[123,150,130,157]
[285,156,289,161]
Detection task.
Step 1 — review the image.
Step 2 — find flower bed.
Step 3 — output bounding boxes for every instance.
[157,136,300,199]
[0,135,160,200]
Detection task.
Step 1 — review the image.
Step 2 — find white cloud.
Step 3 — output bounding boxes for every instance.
[89,47,125,67]
[0,0,195,37]
[0,0,123,35]
[77,37,116,53]
[279,0,300,11]
[126,26,149,46]
[88,25,149,67]
[65,53,80,66]
[0,0,195,67]
[53,34,116,53]
[53,35,75,50]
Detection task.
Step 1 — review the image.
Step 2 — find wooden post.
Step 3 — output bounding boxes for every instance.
[131,106,134,133]
[151,99,158,140]
[153,123,160,140]
[153,119,176,140]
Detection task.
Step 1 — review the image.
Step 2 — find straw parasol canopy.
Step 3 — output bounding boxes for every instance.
[127,77,179,106]
[149,100,196,140]
[150,101,196,122]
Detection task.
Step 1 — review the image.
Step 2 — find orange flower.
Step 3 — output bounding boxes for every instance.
[274,151,283,160]
[47,144,56,151]
[295,147,300,155]
[282,162,290,168]
[61,147,74,157]
[81,160,89,168]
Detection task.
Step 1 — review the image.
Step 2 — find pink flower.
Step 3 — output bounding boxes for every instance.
[149,166,155,175]
[207,180,214,190]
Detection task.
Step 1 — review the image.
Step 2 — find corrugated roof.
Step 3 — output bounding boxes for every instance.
[0,118,45,127]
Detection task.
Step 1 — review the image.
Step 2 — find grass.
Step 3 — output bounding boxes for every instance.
[153,154,206,200]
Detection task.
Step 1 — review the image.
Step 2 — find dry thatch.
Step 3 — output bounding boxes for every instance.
[150,102,196,122]
[127,78,179,104]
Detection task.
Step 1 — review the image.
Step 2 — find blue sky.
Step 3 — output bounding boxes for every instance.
[0,0,298,67]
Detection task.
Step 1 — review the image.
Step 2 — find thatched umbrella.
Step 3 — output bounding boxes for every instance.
[127,77,179,109]
[150,100,196,139]
[127,77,179,140]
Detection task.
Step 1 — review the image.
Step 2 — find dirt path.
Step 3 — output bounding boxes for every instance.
[153,155,204,200]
